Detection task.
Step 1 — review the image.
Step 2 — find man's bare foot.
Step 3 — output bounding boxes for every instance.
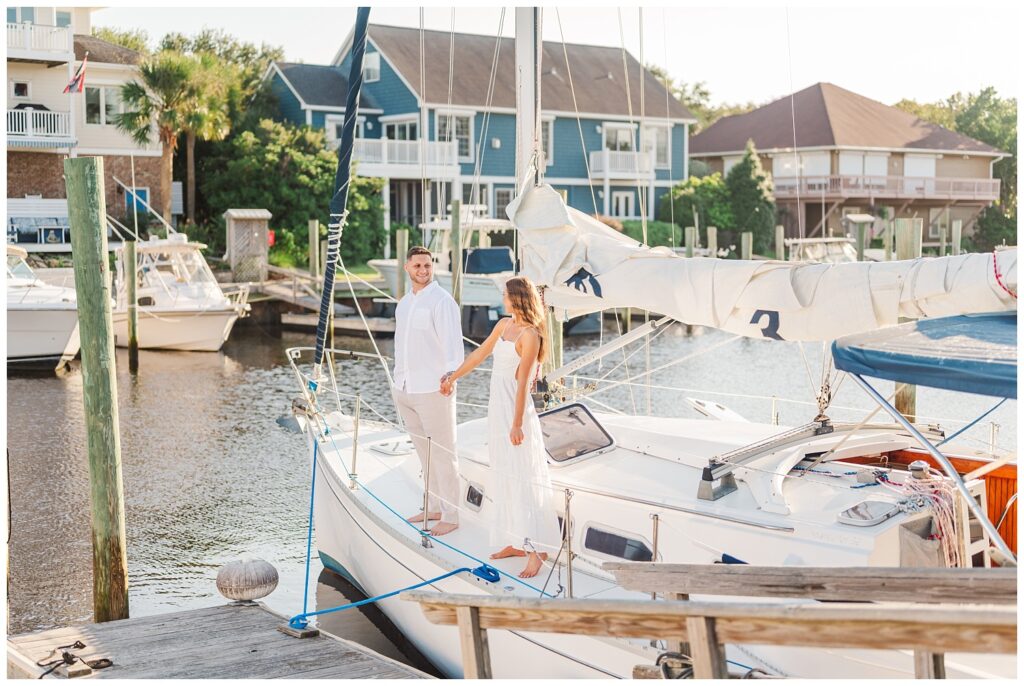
[406,511,441,524]
[490,545,525,560]
[430,521,458,536]
[519,552,548,578]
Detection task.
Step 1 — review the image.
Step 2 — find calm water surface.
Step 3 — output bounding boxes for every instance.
[6,320,1016,665]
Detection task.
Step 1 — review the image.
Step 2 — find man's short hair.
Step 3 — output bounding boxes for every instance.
[406,246,432,261]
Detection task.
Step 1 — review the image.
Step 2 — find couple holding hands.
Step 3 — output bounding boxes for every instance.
[392,247,559,578]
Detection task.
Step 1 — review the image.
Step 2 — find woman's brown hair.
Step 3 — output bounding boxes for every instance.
[503,275,547,363]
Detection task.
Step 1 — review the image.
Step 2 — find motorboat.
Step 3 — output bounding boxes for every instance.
[6,245,80,371]
[112,235,249,352]
[784,236,859,263]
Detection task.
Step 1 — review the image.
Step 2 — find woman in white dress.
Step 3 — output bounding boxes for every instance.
[441,276,561,578]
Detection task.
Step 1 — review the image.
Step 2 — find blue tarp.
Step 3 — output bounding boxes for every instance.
[832,312,1017,399]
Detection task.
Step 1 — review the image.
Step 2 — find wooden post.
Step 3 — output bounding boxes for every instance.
[456,606,492,678]
[451,199,462,307]
[64,157,130,623]
[894,218,921,421]
[125,238,139,373]
[706,226,717,257]
[686,616,728,679]
[740,231,753,260]
[395,228,409,299]
[884,217,894,261]
[320,239,328,277]
[684,226,696,258]
[951,219,963,256]
[939,222,947,257]
[774,225,785,260]
[856,223,866,262]
[308,220,320,281]
[913,651,946,679]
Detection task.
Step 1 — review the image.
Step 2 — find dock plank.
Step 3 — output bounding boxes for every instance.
[7,603,429,679]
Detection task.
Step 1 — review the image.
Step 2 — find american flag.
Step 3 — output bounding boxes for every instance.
[63,53,88,94]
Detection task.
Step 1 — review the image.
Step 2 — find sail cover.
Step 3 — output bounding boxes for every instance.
[507,183,1017,342]
[832,312,1016,399]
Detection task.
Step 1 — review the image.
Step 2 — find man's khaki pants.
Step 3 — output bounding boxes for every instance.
[394,387,459,524]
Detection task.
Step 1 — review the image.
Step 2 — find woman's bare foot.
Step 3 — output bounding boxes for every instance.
[519,552,548,578]
[406,511,441,524]
[430,521,458,536]
[490,545,525,560]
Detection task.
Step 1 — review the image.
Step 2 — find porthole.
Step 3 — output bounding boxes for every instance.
[465,483,484,512]
[583,525,653,561]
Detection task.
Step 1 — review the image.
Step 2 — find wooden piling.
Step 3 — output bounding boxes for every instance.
[951,219,963,256]
[774,225,785,260]
[451,199,462,307]
[740,232,753,260]
[64,156,130,623]
[894,218,922,421]
[684,226,696,258]
[706,226,717,257]
[125,237,139,373]
[396,228,409,299]
[308,220,320,281]
[856,223,866,262]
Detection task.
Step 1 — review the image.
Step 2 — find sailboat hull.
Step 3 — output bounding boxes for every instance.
[111,308,240,352]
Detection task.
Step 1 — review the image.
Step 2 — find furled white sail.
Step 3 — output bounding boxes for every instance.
[508,183,1017,342]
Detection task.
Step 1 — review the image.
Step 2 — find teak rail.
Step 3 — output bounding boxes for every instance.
[401,591,1015,679]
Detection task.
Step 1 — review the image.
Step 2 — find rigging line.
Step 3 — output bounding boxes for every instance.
[574,313,675,386]
[799,390,896,475]
[555,8,599,216]
[661,6,675,247]
[637,8,649,238]
[468,8,506,226]
[440,7,456,218]
[613,309,638,414]
[784,7,803,239]
[419,9,427,226]
[935,398,1008,448]
[616,8,642,235]
[796,341,819,399]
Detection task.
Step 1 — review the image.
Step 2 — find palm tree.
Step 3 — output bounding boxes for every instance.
[182,55,231,224]
[117,51,200,222]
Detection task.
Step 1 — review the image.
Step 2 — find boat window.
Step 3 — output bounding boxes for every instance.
[465,483,484,511]
[7,255,35,280]
[462,247,513,275]
[538,403,614,463]
[583,526,653,561]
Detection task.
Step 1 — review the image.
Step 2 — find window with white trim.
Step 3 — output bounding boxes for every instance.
[541,118,554,166]
[362,52,380,83]
[494,188,514,219]
[437,112,474,162]
[55,10,71,27]
[604,124,635,151]
[462,183,488,208]
[325,114,364,146]
[11,81,30,98]
[85,86,121,126]
[642,125,670,168]
[7,7,35,23]
[383,118,417,141]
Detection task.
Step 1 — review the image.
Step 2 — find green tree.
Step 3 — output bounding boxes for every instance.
[893,98,957,130]
[953,88,1016,211]
[182,54,232,225]
[201,119,386,266]
[116,51,205,221]
[91,26,150,53]
[658,173,734,244]
[725,140,776,254]
[645,66,759,132]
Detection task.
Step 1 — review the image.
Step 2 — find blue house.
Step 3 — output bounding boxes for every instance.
[267,24,694,228]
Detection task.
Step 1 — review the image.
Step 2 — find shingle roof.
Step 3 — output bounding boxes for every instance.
[362,24,694,120]
[274,62,380,110]
[74,34,142,65]
[690,82,1003,156]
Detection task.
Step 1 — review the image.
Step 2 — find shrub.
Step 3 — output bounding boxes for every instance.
[658,173,733,245]
[593,215,623,232]
[621,220,683,247]
[725,140,776,254]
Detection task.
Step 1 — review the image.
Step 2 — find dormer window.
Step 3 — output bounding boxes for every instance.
[362,52,380,83]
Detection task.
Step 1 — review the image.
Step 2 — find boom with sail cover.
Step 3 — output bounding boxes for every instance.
[507,183,1017,342]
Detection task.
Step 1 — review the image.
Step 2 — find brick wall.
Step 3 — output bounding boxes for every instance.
[7,151,165,218]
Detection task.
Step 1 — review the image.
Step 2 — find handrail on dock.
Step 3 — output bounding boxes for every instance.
[401,588,1016,679]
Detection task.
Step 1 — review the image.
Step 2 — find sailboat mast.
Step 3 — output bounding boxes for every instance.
[514,8,542,185]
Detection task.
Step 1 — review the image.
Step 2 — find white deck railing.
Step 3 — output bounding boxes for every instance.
[589,149,654,177]
[773,175,1001,201]
[348,139,460,168]
[7,22,73,54]
[7,109,72,138]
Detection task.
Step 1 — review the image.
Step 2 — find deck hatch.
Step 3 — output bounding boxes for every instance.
[538,403,614,463]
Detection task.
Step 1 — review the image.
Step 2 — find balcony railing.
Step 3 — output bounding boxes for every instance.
[7,22,73,55]
[7,108,72,139]
[773,175,1001,202]
[589,149,654,178]
[348,138,460,167]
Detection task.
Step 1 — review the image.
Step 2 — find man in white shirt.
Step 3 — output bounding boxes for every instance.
[393,246,465,536]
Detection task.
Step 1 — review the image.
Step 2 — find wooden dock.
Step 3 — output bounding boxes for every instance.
[281,312,396,337]
[7,603,430,679]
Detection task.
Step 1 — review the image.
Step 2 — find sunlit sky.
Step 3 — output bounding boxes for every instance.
[93,1,1019,107]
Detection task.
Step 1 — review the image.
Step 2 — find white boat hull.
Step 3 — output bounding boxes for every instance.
[111,308,240,352]
[6,306,80,369]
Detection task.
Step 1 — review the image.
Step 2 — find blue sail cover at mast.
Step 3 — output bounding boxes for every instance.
[314,6,371,368]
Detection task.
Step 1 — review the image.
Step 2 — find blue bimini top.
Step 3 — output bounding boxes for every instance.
[831,312,1017,399]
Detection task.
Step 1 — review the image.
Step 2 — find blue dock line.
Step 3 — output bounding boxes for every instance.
[288,564,500,630]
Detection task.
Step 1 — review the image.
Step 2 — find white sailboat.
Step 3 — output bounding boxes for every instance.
[292,8,1016,679]
[112,235,250,352]
[6,245,81,371]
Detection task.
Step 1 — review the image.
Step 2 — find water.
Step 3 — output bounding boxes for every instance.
[6,320,1016,662]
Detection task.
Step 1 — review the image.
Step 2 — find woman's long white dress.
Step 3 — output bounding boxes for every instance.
[487,331,561,552]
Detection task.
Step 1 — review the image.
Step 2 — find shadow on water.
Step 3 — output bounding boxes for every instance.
[314,567,442,677]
